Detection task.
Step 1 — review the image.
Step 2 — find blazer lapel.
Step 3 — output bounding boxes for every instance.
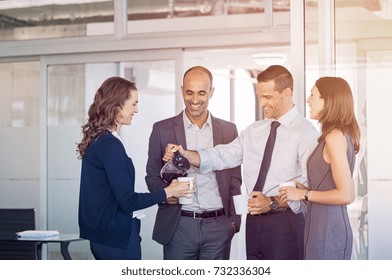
[173,112,188,150]
[211,115,222,146]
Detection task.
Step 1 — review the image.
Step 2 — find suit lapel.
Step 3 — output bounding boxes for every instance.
[173,112,188,150]
[211,115,222,146]
[211,115,224,184]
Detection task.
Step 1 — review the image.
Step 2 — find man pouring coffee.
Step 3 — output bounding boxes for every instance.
[145,66,242,260]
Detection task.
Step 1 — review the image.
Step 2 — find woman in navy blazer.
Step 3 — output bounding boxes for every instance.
[77,77,191,260]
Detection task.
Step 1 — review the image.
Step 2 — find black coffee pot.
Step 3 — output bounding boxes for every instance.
[160,151,191,184]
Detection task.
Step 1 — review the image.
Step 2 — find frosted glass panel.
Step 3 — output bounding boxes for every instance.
[0,61,41,228]
[0,62,40,127]
[368,180,392,259]
[366,50,392,180]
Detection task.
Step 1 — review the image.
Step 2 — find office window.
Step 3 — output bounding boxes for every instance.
[0,0,114,41]
[302,0,392,260]
[334,0,392,260]
[0,61,40,127]
[127,0,272,20]
[0,61,41,224]
[126,0,292,35]
[47,64,86,126]
[46,62,115,259]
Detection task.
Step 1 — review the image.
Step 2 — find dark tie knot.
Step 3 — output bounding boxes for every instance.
[271,121,281,130]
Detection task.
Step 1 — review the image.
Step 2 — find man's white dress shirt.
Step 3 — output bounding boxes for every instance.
[199,106,319,213]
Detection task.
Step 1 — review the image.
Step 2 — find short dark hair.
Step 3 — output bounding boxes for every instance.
[256,65,293,93]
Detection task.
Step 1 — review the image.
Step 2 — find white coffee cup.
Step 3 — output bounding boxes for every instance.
[178,177,194,205]
[278,181,300,212]
[279,181,296,188]
[233,193,249,215]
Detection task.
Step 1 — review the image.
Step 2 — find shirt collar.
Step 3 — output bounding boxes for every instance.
[182,110,212,129]
[273,105,299,128]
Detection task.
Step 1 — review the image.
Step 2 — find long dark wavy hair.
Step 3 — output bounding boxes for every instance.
[316,77,360,153]
[77,76,137,159]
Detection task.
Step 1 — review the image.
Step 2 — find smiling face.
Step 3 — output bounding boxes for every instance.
[307,85,324,120]
[256,80,290,120]
[181,69,214,127]
[116,90,138,129]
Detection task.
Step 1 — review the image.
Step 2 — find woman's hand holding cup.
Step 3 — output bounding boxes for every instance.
[164,178,194,199]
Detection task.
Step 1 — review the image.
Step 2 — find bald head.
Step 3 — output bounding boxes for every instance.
[183,66,213,89]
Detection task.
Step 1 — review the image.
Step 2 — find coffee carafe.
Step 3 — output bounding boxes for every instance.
[160,151,191,184]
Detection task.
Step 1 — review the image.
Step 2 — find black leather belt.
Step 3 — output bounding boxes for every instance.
[181,209,225,219]
[252,208,290,216]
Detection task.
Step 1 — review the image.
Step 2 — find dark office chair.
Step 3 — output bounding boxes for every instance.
[0,208,37,260]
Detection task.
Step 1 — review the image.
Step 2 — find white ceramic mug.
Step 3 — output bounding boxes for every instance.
[178,177,194,205]
[233,193,249,215]
[279,181,296,188]
[279,181,299,212]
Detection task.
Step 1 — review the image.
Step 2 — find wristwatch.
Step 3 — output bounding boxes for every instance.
[304,190,310,202]
[269,196,279,210]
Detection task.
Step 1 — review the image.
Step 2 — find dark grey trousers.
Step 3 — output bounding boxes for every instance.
[163,214,235,260]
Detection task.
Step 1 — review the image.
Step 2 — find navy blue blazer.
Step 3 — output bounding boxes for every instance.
[145,112,242,245]
[79,132,166,249]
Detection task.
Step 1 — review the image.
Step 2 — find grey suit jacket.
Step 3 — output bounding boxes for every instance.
[145,111,242,245]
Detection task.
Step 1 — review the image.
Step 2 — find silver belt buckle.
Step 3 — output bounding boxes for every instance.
[193,212,203,219]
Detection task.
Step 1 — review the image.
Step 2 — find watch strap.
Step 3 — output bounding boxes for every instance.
[304,190,310,201]
[269,196,278,210]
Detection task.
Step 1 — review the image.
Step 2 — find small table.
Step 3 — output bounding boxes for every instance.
[0,233,84,260]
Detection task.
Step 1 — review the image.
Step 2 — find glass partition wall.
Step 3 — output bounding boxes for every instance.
[0,61,41,223]
[334,2,392,259]
[1,0,391,259]
[303,0,392,260]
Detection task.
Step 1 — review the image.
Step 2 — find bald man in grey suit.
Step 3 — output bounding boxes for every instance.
[145,66,242,260]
